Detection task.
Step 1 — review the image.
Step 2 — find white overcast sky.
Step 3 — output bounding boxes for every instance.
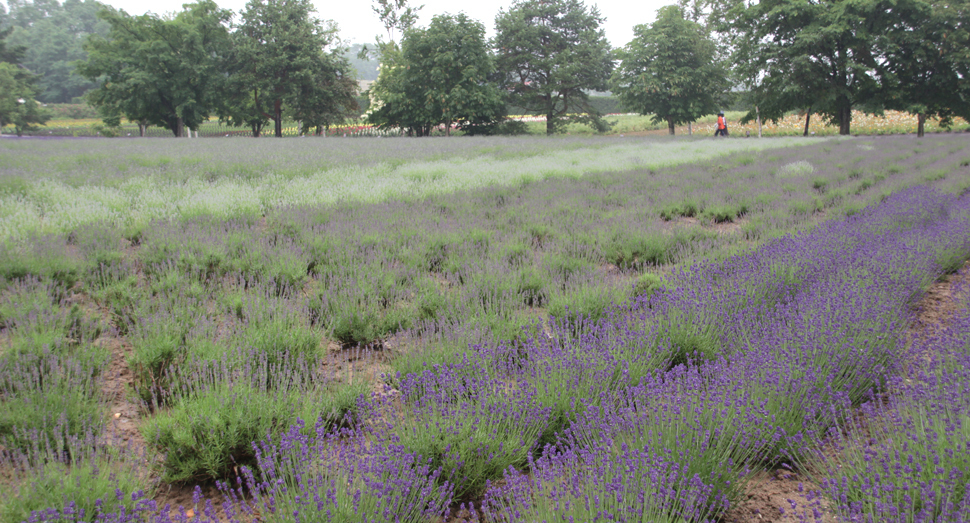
[18,0,674,47]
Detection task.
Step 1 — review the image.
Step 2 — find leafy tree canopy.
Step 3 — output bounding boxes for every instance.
[714,0,900,134]
[77,0,232,136]
[874,0,970,136]
[493,0,613,134]
[3,0,112,103]
[367,12,504,136]
[611,5,728,135]
[0,26,50,134]
[230,0,358,137]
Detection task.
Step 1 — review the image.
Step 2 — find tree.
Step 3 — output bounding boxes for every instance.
[493,0,613,134]
[370,0,421,47]
[231,0,358,138]
[3,0,112,103]
[875,0,970,137]
[716,0,890,135]
[611,6,728,135]
[366,13,504,136]
[77,1,232,136]
[0,27,50,135]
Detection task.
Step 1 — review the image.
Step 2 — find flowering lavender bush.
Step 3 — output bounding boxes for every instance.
[819,301,970,522]
[219,424,454,523]
[377,359,552,499]
[1,431,152,523]
[0,351,106,453]
[483,441,723,523]
[566,364,777,512]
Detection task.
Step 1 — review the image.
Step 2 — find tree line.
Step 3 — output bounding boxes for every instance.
[2,0,969,137]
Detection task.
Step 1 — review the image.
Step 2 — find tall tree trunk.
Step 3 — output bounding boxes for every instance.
[838,100,851,135]
[176,117,185,138]
[274,99,283,138]
[138,121,147,137]
[546,110,555,135]
[803,108,812,136]
[917,113,926,138]
[688,121,692,136]
[756,106,762,138]
[667,116,675,135]
[445,117,451,137]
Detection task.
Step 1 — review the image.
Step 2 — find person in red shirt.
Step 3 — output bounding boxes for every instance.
[714,111,728,137]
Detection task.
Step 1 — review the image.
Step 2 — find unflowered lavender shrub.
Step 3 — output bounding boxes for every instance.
[483,440,722,523]
[237,314,322,366]
[87,268,140,327]
[0,235,82,288]
[142,350,365,483]
[377,359,552,499]
[386,335,490,385]
[546,284,628,330]
[308,265,417,347]
[142,382,313,482]
[0,278,106,362]
[600,229,682,268]
[125,299,207,405]
[221,423,453,523]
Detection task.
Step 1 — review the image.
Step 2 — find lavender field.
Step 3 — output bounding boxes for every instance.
[1,135,970,523]
[0,136,814,242]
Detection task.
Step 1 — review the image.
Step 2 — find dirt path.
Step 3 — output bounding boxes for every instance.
[97,335,145,450]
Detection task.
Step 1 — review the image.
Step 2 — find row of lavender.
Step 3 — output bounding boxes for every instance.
[8,180,969,522]
[4,137,967,357]
[2,136,963,481]
[224,185,970,522]
[1,137,968,520]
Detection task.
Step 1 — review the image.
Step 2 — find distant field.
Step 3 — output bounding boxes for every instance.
[0,135,815,242]
[3,109,967,138]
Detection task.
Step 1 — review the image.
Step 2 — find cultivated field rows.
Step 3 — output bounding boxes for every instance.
[1,135,969,522]
[0,136,815,242]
